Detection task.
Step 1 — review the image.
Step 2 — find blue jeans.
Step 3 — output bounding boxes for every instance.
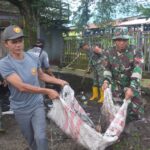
[14,106,48,150]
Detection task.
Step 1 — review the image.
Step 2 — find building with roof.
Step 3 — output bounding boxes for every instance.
[117,18,150,31]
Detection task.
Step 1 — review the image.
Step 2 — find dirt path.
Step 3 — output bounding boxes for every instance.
[0,94,150,150]
[0,114,87,150]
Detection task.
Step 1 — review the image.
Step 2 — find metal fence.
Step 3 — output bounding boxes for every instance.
[62,31,150,72]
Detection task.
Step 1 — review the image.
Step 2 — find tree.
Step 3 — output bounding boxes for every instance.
[72,0,139,29]
[5,0,37,46]
[72,0,92,30]
[137,5,150,19]
[3,0,69,46]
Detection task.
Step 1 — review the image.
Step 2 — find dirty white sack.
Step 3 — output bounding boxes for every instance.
[101,88,120,124]
[47,85,130,150]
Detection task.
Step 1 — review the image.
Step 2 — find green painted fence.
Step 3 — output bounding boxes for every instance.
[62,31,150,72]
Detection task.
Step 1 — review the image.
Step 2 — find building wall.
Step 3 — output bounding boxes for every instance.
[40,26,64,65]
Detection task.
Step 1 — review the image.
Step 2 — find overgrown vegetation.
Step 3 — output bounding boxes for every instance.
[2,0,70,46]
[137,4,150,19]
[72,0,140,29]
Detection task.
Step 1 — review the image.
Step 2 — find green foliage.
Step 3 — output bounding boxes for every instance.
[4,0,70,46]
[73,0,138,29]
[137,5,150,19]
[31,0,70,26]
[6,0,70,27]
[72,0,92,30]
[93,0,137,23]
[93,0,116,23]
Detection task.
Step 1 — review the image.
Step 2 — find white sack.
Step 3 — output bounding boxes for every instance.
[47,85,130,150]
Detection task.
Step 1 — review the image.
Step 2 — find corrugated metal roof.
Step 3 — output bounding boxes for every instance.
[118,18,150,26]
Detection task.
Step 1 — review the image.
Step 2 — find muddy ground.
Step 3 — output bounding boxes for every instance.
[0,72,150,150]
[0,92,150,150]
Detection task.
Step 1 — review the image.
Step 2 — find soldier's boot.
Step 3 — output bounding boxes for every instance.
[97,88,104,103]
[89,86,98,101]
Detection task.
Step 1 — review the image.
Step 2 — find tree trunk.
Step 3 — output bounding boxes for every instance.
[7,0,37,48]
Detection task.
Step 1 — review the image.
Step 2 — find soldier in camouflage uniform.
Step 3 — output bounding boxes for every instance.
[101,27,144,122]
[80,42,105,103]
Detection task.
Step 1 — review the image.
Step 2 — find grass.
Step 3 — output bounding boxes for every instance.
[113,132,142,150]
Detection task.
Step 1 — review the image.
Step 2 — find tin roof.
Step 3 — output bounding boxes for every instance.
[118,18,150,26]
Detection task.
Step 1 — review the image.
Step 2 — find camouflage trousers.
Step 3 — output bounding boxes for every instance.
[113,93,144,123]
[92,68,103,87]
[126,96,144,123]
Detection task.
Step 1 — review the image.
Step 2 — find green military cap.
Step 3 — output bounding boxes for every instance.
[112,26,132,40]
[79,41,88,49]
[2,25,24,41]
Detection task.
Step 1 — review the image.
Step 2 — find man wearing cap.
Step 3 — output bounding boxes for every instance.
[0,25,67,150]
[101,26,144,123]
[28,39,54,77]
[80,42,105,103]
[28,39,55,107]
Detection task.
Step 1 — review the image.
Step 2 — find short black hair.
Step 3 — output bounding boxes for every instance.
[34,38,44,48]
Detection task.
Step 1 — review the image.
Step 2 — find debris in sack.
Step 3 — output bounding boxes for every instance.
[47,85,129,150]
[95,124,102,133]
[95,114,102,133]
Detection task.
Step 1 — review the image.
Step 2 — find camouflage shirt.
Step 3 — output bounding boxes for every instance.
[102,45,143,99]
[86,49,103,67]
[86,48,105,86]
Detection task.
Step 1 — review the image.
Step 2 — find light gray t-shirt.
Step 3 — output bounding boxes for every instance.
[28,47,50,69]
[0,52,43,112]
